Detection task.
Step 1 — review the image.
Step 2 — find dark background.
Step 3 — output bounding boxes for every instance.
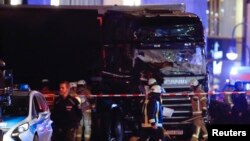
[0,6,102,90]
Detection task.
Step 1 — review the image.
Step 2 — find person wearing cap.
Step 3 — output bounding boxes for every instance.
[139,85,164,141]
[189,79,208,141]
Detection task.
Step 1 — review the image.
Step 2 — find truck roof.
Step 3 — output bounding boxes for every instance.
[0,4,185,14]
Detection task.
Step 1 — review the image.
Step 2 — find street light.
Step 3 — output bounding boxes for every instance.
[226,23,244,61]
[226,47,238,61]
[227,23,250,61]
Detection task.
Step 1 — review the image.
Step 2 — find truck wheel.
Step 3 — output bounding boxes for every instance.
[113,120,124,141]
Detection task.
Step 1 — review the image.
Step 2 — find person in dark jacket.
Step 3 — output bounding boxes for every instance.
[231,81,248,124]
[139,85,164,141]
[51,81,82,141]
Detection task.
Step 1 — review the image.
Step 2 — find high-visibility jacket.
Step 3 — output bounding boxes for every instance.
[191,89,207,116]
[141,94,163,128]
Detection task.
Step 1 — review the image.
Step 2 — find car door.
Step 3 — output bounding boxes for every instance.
[30,93,52,141]
[35,94,52,141]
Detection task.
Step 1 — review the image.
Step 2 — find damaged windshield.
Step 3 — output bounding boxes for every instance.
[134,46,206,75]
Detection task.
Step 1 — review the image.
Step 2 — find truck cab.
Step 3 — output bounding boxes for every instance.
[101,8,207,140]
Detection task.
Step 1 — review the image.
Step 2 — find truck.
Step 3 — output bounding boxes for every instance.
[99,6,208,141]
[0,5,208,141]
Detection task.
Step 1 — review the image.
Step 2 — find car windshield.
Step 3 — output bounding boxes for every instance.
[2,96,29,116]
[135,46,206,75]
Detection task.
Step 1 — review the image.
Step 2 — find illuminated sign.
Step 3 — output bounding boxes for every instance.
[211,41,223,75]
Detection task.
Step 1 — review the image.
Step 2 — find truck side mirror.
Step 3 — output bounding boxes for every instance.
[3,69,13,88]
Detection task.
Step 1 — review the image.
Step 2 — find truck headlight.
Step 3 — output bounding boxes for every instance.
[11,123,29,137]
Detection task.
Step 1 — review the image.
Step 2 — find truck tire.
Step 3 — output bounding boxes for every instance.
[113,120,124,141]
[111,106,124,141]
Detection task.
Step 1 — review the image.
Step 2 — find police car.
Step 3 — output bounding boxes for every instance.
[0,90,52,141]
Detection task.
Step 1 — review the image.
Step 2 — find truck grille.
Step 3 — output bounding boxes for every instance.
[162,95,192,123]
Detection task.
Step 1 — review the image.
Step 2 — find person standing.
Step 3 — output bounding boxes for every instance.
[139,85,165,141]
[231,81,248,124]
[189,79,208,141]
[77,80,93,141]
[51,81,82,141]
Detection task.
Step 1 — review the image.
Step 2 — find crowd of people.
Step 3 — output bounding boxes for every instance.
[40,77,208,141]
[37,75,249,141]
[210,81,249,124]
[230,81,248,124]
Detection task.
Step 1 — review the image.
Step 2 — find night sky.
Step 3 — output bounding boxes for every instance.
[0,6,102,89]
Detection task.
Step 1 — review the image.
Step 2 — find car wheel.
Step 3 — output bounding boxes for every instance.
[33,134,39,141]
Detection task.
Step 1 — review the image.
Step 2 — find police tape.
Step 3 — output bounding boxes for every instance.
[92,92,250,97]
[83,91,250,97]
[43,91,250,98]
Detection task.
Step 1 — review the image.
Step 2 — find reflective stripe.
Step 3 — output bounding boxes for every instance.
[149,119,155,123]
[76,134,82,137]
[141,123,152,127]
[196,127,201,136]
[142,100,149,125]
[157,123,163,127]
[203,134,208,138]
[141,123,163,127]
[197,98,200,111]
[85,135,91,138]
[192,134,198,138]
[155,101,160,124]
[69,98,77,106]
[200,97,207,101]
[193,111,202,114]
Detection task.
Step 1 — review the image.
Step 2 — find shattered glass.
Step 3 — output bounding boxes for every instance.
[135,46,206,75]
